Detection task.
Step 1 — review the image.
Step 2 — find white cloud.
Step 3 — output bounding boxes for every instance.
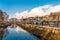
[47,5,60,13]
[10,5,60,19]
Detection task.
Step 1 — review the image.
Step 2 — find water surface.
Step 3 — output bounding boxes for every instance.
[3,26,38,40]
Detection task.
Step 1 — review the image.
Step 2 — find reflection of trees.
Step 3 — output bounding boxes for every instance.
[0,10,9,40]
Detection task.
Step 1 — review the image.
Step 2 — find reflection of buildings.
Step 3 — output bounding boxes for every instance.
[0,10,8,21]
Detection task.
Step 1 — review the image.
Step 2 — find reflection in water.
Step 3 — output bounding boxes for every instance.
[3,26,38,40]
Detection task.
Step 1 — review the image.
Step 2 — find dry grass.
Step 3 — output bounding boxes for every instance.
[17,23,60,40]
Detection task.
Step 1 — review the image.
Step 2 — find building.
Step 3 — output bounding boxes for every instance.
[9,18,17,23]
[42,12,60,27]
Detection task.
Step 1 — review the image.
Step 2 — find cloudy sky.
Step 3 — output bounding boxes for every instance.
[0,0,60,19]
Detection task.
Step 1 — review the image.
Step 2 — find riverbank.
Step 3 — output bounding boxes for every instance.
[17,23,60,40]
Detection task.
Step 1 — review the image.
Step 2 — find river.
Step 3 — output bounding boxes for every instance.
[2,26,38,40]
